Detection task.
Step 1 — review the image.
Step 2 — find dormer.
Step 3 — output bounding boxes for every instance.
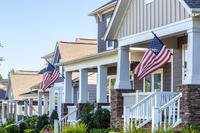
[89,0,118,53]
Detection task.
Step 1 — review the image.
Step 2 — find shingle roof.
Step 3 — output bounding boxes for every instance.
[10,71,42,100]
[184,0,200,8]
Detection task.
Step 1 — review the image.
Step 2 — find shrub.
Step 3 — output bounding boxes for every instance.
[19,122,27,133]
[50,110,58,125]
[0,127,8,133]
[89,128,111,133]
[24,129,35,133]
[5,117,15,125]
[62,123,87,133]
[5,124,19,133]
[93,109,110,129]
[36,114,49,131]
[80,103,94,129]
[24,116,37,129]
[39,124,53,133]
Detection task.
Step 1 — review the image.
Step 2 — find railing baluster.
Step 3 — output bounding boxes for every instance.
[173,102,176,125]
[164,109,167,130]
[177,98,180,120]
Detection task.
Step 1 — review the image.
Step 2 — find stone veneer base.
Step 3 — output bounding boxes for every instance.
[110,89,134,129]
[177,84,200,126]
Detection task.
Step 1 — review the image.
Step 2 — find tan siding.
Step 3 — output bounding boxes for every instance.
[118,0,190,38]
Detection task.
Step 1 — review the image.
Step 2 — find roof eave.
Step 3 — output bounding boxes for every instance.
[88,1,117,16]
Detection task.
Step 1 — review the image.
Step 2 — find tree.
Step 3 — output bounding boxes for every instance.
[0,74,3,81]
[10,69,15,75]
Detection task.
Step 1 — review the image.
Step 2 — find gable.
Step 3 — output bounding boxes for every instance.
[117,0,190,39]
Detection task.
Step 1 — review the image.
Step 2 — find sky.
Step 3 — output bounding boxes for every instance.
[0,0,109,79]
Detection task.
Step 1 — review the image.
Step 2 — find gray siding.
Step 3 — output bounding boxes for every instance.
[118,0,190,38]
[98,11,118,53]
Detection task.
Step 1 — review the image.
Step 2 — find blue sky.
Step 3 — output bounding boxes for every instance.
[0,0,109,78]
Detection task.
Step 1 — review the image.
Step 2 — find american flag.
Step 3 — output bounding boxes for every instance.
[134,33,172,80]
[39,62,60,91]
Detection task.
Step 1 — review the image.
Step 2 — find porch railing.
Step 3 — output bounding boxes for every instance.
[124,90,177,131]
[152,93,182,131]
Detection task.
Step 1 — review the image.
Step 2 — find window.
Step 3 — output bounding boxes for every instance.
[22,106,24,111]
[106,17,111,27]
[182,44,188,83]
[106,41,114,50]
[144,0,154,5]
[143,69,163,92]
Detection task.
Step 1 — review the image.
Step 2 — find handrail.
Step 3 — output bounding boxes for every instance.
[160,93,182,110]
[59,108,78,122]
[130,92,155,110]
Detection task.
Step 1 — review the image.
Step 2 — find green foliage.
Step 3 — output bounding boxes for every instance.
[62,123,87,133]
[5,117,15,125]
[19,122,27,133]
[89,128,111,133]
[24,116,37,129]
[0,127,8,133]
[39,124,53,133]
[0,74,3,81]
[182,126,200,133]
[36,114,49,131]
[5,124,19,133]
[24,129,35,133]
[80,103,94,129]
[10,69,15,75]
[93,109,110,129]
[50,110,58,125]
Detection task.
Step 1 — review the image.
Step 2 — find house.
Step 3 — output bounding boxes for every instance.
[39,38,97,120]
[5,70,43,123]
[56,0,200,131]
[0,79,8,124]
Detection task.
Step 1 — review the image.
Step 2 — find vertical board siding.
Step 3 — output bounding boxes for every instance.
[118,0,190,38]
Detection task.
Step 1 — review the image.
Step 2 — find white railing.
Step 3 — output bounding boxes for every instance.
[124,90,177,131]
[59,108,78,131]
[152,93,182,131]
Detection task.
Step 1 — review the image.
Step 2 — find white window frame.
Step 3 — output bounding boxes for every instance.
[106,41,114,50]
[144,0,154,5]
[143,69,163,92]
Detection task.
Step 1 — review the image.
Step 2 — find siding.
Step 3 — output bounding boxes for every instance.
[163,63,171,91]
[118,0,190,38]
[98,11,118,53]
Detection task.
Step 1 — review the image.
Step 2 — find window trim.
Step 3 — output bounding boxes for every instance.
[143,69,163,92]
[106,41,114,50]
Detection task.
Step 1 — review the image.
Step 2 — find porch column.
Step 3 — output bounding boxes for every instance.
[115,46,131,89]
[49,89,55,117]
[15,102,18,122]
[78,69,88,103]
[97,65,107,103]
[44,95,49,114]
[24,100,28,116]
[185,21,200,84]
[111,46,132,129]
[64,71,73,103]
[28,99,33,116]
[38,92,42,116]
[58,88,62,120]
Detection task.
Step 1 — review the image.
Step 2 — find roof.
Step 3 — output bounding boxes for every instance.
[184,0,200,8]
[89,0,117,16]
[41,52,54,59]
[57,39,97,62]
[9,71,43,100]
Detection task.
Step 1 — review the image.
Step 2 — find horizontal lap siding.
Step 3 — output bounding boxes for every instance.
[118,0,190,38]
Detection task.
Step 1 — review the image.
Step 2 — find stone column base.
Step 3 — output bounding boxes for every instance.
[110,89,134,129]
[177,84,200,126]
[76,103,87,119]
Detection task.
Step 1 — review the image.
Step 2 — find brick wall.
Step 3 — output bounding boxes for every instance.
[177,84,200,126]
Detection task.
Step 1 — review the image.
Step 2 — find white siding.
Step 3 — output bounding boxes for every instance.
[118,0,190,38]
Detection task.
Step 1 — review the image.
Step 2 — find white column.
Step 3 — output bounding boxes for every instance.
[49,89,55,117]
[44,95,48,114]
[78,69,88,103]
[115,46,131,89]
[64,71,73,103]
[15,102,18,122]
[185,23,200,84]
[24,100,28,116]
[38,92,42,116]
[97,65,107,103]
[58,88,62,120]
[28,99,33,116]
